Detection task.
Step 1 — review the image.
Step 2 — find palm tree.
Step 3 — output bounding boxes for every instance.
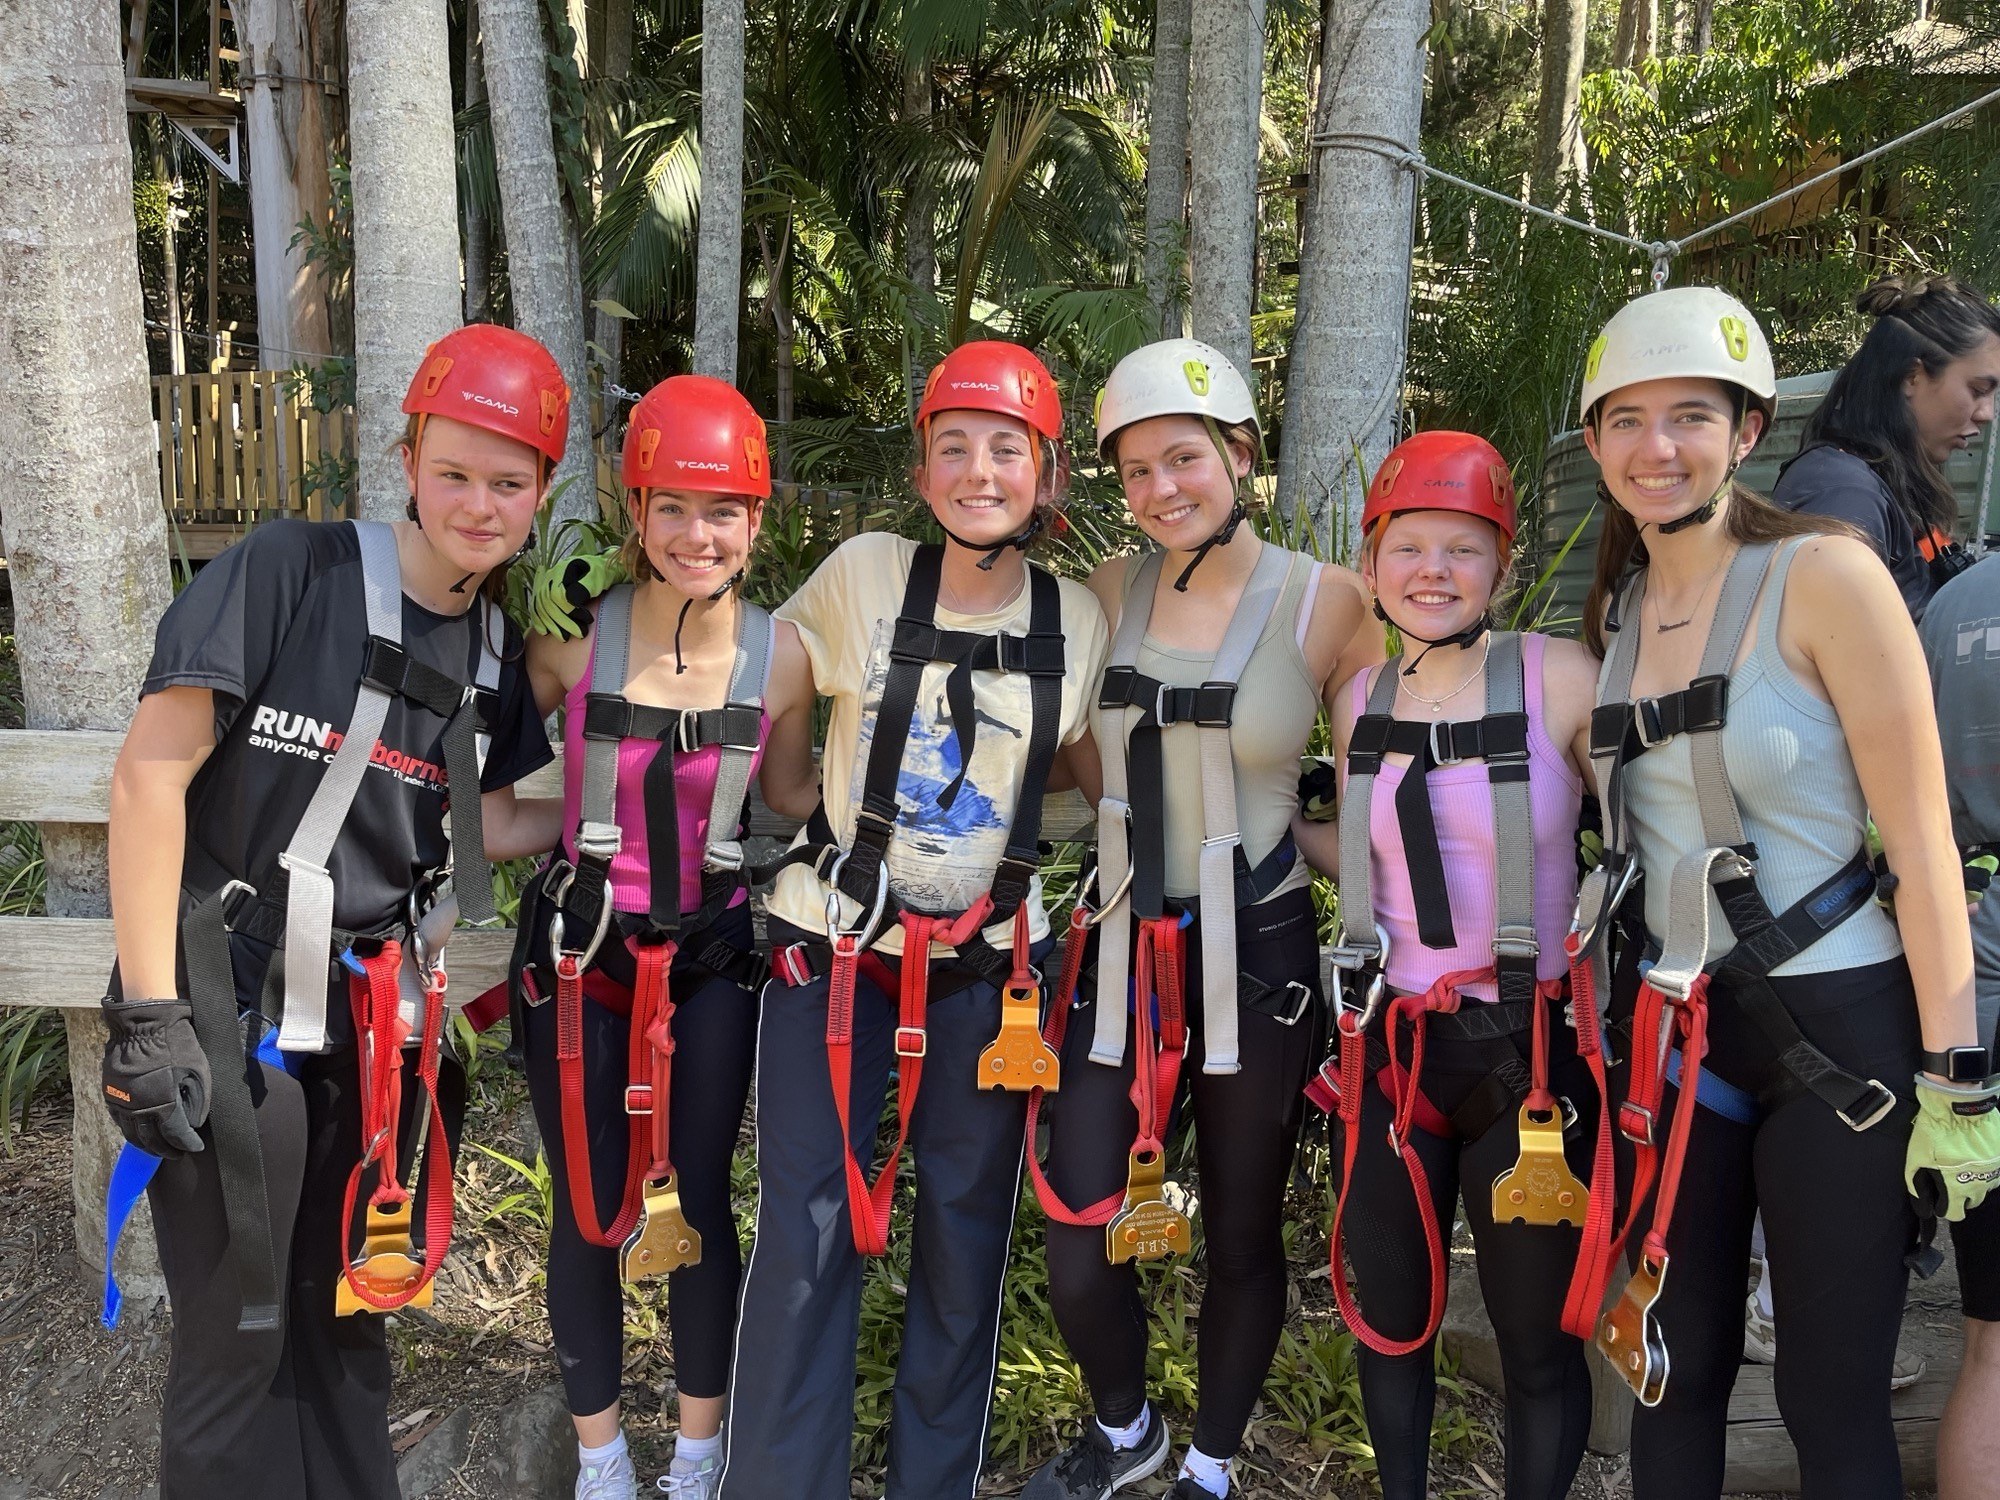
[348,0,462,519]
[0,0,175,1299]
[1187,0,1264,379]
[694,0,748,381]
[482,0,594,520]
[1276,0,1429,548]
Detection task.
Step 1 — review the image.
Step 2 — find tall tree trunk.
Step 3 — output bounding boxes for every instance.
[757,217,794,486]
[483,0,593,520]
[694,0,746,382]
[1535,0,1589,205]
[1144,0,1191,340]
[590,0,634,392]
[1693,0,1715,52]
[153,121,189,376]
[1186,0,1264,380]
[348,0,460,519]
[464,1,491,323]
[1275,0,1427,547]
[0,0,175,1307]
[1612,0,1656,68]
[903,60,936,307]
[241,0,334,366]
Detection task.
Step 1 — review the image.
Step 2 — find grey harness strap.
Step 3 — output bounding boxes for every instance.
[576,583,772,884]
[1091,543,1294,1074]
[278,520,504,1050]
[1333,631,1537,994]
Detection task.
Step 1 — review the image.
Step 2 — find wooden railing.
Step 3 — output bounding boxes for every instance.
[152,371,352,554]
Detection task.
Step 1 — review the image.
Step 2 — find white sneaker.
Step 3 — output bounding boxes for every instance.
[1890,1352,1926,1391]
[577,1451,641,1500]
[656,1457,721,1500]
[1742,1290,1777,1365]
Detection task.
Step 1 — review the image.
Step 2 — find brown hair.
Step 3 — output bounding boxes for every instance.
[1580,479,1862,657]
[619,486,767,583]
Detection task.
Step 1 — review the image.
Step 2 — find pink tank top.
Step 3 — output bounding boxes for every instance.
[1349,633,1583,1002]
[558,640,767,916]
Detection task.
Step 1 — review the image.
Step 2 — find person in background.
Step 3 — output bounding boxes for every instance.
[1774,274,2000,621]
[1918,553,2000,1500]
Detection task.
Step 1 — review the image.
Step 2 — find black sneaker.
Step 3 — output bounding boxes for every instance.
[1020,1406,1169,1499]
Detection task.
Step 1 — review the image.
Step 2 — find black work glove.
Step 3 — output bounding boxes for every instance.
[101,999,211,1158]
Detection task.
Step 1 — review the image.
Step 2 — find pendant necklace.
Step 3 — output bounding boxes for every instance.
[1652,552,1727,633]
[1401,636,1491,716]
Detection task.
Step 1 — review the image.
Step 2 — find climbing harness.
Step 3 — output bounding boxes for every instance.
[769,543,1066,1256]
[519,583,770,1281]
[1311,631,1613,1357]
[1571,539,1888,1404]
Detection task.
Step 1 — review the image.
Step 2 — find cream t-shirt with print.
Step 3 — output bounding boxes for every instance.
[768,531,1109,957]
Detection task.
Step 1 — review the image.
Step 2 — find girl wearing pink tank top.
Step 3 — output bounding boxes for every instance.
[1293,432,1602,1500]
[502,376,816,1499]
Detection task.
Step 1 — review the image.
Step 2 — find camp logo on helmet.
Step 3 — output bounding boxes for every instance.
[676,459,732,473]
[1630,341,1693,361]
[464,391,522,418]
[948,379,1003,394]
[1420,477,1468,489]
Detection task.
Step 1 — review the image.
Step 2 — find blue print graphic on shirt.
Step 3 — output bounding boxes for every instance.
[846,621,1028,916]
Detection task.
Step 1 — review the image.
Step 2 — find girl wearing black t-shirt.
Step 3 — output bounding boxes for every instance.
[495,376,815,1500]
[104,325,565,1499]
[1774,274,2000,621]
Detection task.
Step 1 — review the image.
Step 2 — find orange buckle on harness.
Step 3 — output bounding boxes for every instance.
[978,977,1061,1091]
[1492,1102,1590,1227]
[619,1172,702,1281]
[334,1200,433,1317]
[1598,1252,1672,1405]
[1105,1148,1190,1264]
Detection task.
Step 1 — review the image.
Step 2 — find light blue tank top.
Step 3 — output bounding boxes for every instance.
[1619,539,1903,976]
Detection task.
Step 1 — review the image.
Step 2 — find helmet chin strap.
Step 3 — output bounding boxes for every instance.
[940,507,1045,571]
[673,566,746,674]
[1172,498,1247,592]
[1373,597,1493,675]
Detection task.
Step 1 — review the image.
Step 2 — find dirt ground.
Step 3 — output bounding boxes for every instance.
[0,1080,1671,1500]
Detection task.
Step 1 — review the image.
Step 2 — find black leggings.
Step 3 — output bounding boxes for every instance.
[1042,887,1323,1458]
[1611,951,1921,1500]
[522,903,761,1417]
[1334,1005,1597,1500]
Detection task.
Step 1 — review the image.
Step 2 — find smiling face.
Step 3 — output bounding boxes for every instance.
[1583,376,1764,527]
[1364,509,1506,637]
[400,414,548,573]
[629,486,761,599]
[1907,330,2000,465]
[1112,413,1253,550]
[914,409,1044,545]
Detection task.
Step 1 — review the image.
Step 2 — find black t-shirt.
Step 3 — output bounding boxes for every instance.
[144,518,551,940]
[1773,443,1932,620]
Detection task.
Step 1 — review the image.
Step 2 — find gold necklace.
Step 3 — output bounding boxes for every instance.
[1650,550,1730,633]
[1400,637,1491,716]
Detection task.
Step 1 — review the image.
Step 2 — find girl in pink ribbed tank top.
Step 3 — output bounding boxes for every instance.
[505,376,815,1499]
[1292,431,1601,1500]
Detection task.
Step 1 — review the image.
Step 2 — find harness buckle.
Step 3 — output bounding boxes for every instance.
[1491,927,1541,963]
[704,840,747,874]
[574,821,623,862]
[1270,981,1315,1027]
[1634,696,1671,749]
[772,942,814,987]
[1836,1078,1899,1133]
[1618,1099,1656,1145]
[277,849,329,882]
[215,878,258,930]
[673,708,707,754]
[624,1083,655,1116]
[1429,719,1465,767]
[894,1026,929,1059]
[824,855,892,950]
[1153,680,1178,726]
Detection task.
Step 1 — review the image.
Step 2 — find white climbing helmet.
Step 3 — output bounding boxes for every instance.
[1579,286,1777,426]
[1095,337,1260,461]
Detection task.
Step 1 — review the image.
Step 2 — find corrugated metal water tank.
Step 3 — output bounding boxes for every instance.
[1532,371,2000,626]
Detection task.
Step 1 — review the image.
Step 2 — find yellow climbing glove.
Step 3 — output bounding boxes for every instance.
[526,549,622,639]
[1965,851,1999,905]
[1574,794,1605,883]
[1867,817,1897,916]
[1298,758,1338,823]
[1907,1073,2000,1222]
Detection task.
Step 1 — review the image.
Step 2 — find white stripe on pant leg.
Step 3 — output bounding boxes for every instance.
[962,1092,1030,1500]
[716,978,775,1496]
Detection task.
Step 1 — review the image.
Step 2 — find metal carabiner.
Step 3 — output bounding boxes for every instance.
[544,862,613,971]
[1328,923,1391,1032]
[824,854,892,951]
[1077,862,1135,928]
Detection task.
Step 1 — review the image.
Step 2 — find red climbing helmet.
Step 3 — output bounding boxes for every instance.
[914,340,1064,442]
[402,324,570,467]
[1362,430,1518,548]
[622,375,772,499]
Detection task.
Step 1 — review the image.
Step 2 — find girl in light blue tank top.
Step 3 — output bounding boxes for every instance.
[1578,287,1986,1500]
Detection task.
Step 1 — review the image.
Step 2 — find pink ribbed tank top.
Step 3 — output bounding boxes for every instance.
[1349,633,1583,1001]
[558,640,767,916]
